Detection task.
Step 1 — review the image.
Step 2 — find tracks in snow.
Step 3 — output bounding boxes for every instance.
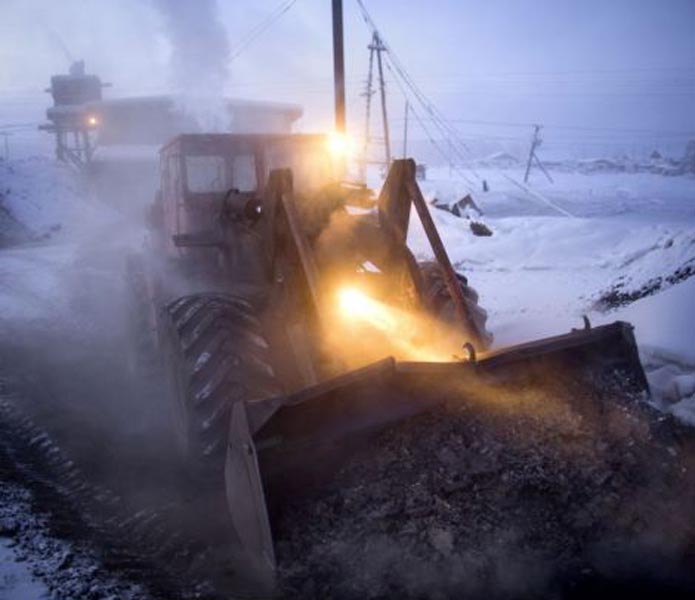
[0,377,244,600]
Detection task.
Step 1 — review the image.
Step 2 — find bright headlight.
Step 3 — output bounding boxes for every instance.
[327,132,352,159]
[337,287,396,330]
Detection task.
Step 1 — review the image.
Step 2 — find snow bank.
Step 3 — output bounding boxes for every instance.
[409,207,692,326]
[399,168,695,426]
[596,278,695,425]
[594,229,695,309]
[601,278,695,364]
[0,156,142,344]
[0,156,116,242]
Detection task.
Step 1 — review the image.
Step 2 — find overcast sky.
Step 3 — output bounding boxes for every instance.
[2,0,693,142]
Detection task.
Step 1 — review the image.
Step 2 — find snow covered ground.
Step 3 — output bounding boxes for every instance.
[401,165,695,424]
[0,156,143,365]
[0,476,148,600]
[0,534,49,600]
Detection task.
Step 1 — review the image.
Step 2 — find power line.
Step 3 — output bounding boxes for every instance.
[409,102,477,190]
[422,67,695,77]
[378,47,476,187]
[357,7,480,166]
[0,122,41,131]
[382,58,475,188]
[384,63,476,189]
[383,48,481,171]
[430,89,695,98]
[354,0,483,182]
[229,0,299,62]
[391,117,695,137]
[401,74,695,86]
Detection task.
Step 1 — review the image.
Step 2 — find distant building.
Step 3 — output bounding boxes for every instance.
[83,95,303,210]
[42,61,303,165]
[86,95,302,146]
[42,63,305,209]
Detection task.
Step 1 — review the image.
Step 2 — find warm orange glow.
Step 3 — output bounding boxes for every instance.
[86,115,99,127]
[338,287,396,329]
[334,286,458,363]
[327,132,352,159]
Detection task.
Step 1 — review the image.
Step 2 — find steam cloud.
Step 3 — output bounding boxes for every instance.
[153,0,231,131]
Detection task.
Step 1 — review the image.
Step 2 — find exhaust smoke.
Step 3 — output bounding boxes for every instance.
[153,0,230,131]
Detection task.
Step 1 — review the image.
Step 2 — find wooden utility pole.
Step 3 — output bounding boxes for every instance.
[362,31,391,173]
[523,125,540,183]
[332,0,346,133]
[373,32,391,166]
[524,124,553,183]
[402,100,409,158]
[360,39,375,180]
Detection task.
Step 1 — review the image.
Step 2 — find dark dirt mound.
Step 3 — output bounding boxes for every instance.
[275,378,695,600]
[594,258,695,310]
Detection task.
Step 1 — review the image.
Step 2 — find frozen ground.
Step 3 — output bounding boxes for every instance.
[0,156,143,336]
[0,479,146,600]
[398,165,695,424]
[0,533,49,600]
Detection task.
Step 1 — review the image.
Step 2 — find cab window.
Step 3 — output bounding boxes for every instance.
[231,154,257,192]
[185,156,227,193]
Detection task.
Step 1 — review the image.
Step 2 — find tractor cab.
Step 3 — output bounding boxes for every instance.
[151,133,342,257]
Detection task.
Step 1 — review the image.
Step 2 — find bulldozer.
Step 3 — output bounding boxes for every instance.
[126,131,649,591]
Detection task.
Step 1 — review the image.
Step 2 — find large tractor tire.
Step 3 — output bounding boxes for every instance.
[418,261,493,350]
[161,293,279,486]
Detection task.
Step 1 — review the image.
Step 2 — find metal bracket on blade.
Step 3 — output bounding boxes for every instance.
[572,315,592,332]
[463,341,477,363]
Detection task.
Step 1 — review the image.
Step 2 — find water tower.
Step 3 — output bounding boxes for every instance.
[40,60,110,168]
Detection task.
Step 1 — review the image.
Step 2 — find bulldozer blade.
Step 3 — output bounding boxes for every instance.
[224,357,409,584]
[225,320,648,586]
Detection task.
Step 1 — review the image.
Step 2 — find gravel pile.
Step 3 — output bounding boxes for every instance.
[276,377,695,599]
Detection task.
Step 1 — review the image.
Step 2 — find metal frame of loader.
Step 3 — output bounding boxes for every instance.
[144,134,649,591]
[220,158,649,583]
